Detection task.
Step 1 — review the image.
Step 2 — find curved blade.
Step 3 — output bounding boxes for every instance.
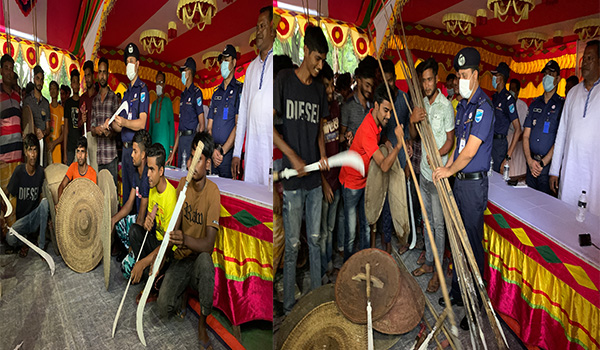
[1,188,13,217]
[9,228,55,275]
[328,150,365,176]
[107,101,129,125]
[407,178,416,250]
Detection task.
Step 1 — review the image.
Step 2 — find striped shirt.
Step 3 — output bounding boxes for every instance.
[91,88,118,165]
[0,83,22,163]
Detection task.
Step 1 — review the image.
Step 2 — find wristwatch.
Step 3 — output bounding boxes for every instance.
[505,155,511,161]
[539,160,545,167]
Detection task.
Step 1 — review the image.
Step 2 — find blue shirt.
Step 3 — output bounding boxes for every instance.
[382,90,410,168]
[524,92,564,156]
[179,84,204,131]
[120,78,149,143]
[132,164,149,213]
[492,87,518,136]
[207,78,243,145]
[454,86,495,173]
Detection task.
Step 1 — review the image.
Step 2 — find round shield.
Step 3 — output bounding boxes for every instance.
[281,302,367,350]
[365,145,389,225]
[56,178,103,273]
[43,163,68,256]
[373,254,426,334]
[335,248,400,324]
[102,181,112,290]
[97,169,118,216]
[388,158,410,246]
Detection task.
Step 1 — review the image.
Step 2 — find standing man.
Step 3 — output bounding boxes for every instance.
[408,58,454,293]
[91,57,119,186]
[110,43,149,206]
[60,85,70,105]
[523,60,564,195]
[340,59,375,147]
[48,81,64,164]
[23,65,50,166]
[80,60,98,170]
[490,62,521,173]
[507,79,528,178]
[63,69,82,165]
[550,40,600,216]
[232,6,274,185]
[167,57,204,168]
[273,25,329,314]
[207,44,243,178]
[149,71,174,158]
[433,47,495,330]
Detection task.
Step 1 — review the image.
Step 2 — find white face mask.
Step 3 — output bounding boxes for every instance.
[126,62,136,81]
[459,76,473,99]
[156,85,163,96]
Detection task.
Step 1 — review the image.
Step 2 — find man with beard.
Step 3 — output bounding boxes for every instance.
[23,65,50,166]
[57,137,97,204]
[91,57,119,186]
[340,58,376,147]
[79,60,98,169]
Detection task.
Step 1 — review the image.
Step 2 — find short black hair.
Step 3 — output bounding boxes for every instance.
[510,78,521,91]
[146,143,166,170]
[422,58,438,77]
[23,133,39,152]
[274,55,294,77]
[1,53,14,67]
[416,61,425,76]
[374,83,392,106]
[586,39,600,57]
[98,57,109,70]
[133,129,152,153]
[83,60,94,73]
[25,82,35,95]
[60,84,71,96]
[70,68,80,80]
[33,65,44,77]
[76,136,87,150]
[191,131,214,161]
[318,60,334,82]
[381,59,395,77]
[260,6,273,22]
[49,80,59,90]
[357,56,377,80]
[336,72,351,90]
[566,75,579,86]
[446,73,457,82]
[156,70,165,81]
[304,25,329,55]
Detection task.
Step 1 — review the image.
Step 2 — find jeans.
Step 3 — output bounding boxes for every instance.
[526,162,551,195]
[336,198,345,251]
[320,188,341,276]
[157,252,214,317]
[282,186,322,313]
[211,150,233,178]
[7,198,49,249]
[121,147,134,206]
[491,138,508,173]
[421,175,445,267]
[98,157,119,188]
[342,185,368,261]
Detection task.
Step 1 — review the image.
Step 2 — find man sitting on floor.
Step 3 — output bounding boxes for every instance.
[111,129,151,270]
[1,134,49,256]
[129,143,177,304]
[157,131,220,350]
[57,136,97,204]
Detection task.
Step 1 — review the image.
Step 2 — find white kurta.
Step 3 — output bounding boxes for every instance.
[549,79,600,216]
[507,98,528,177]
[233,50,273,186]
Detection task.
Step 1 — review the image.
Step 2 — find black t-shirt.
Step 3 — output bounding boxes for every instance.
[63,97,81,153]
[274,69,329,191]
[7,164,44,220]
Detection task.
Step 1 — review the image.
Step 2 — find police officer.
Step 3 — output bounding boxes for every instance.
[166,57,204,167]
[207,44,242,178]
[523,60,564,195]
[433,47,494,331]
[490,62,521,173]
[110,43,149,205]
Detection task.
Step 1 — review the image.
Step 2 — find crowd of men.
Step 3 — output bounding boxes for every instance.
[274,26,600,332]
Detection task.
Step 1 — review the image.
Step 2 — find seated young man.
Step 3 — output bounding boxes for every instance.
[157,131,220,350]
[128,143,177,302]
[57,136,97,204]
[1,134,49,256]
[111,130,151,271]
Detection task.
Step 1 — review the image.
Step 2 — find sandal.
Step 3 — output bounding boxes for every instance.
[412,265,433,277]
[397,244,409,255]
[426,276,440,293]
[416,251,426,265]
[19,245,29,258]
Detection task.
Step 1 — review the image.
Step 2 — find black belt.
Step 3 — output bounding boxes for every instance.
[180,130,194,136]
[456,171,486,181]
[123,141,132,148]
[493,134,506,140]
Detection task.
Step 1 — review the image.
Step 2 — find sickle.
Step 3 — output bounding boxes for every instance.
[8,227,55,275]
[274,150,364,181]
[1,189,12,217]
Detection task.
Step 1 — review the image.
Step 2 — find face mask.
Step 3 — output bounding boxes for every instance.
[459,77,473,99]
[156,85,163,96]
[447,88,454,97]
[181,71,187,86]
[126,63,136,81]
[492,75,498,89]
[509,90,516,99]
[221,61,230,80]
[543,74,555,92]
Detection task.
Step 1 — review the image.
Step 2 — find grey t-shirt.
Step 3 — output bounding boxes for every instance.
[23,92,50,131]
[341,93,372,136]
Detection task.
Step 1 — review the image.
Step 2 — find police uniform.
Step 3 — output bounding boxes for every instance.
[207,77,242,178]
[119,43,149,205]
[491,62,518,172]
[524,60,564,194]
[178,57,204,167]
[449,47,494,302]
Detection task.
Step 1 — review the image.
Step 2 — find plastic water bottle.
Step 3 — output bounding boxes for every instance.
[181,150,187,171]
[576,191,587,223]
[488,158,494,178]
[269,167,273,192]
[503,162,510,181]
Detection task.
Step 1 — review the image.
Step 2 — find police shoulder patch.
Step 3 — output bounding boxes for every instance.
[509,103,515,114]
[197,97,202,106]
[141,92,146,103]
[475,109,484,123]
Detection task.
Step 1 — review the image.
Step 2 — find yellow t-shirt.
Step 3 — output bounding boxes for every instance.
[49,103,64,164]
[148,180,177,241]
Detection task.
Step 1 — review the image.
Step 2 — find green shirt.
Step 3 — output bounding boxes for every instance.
[421,89,455,182]
[149,95,175,154]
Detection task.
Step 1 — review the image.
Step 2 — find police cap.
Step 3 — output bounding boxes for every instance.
[491,62,510,81]
[124,43,140,63]
[453,47,480,71]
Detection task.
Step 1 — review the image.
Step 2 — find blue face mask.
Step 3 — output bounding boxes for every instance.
[181,71,187,86]
[542,74,555,92]
[492,75,498,89]
[221,61,230,80]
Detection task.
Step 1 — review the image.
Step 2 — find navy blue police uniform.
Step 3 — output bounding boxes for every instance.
[178,57,204,167]
[120,43,149,206]
[490,62,518,172]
